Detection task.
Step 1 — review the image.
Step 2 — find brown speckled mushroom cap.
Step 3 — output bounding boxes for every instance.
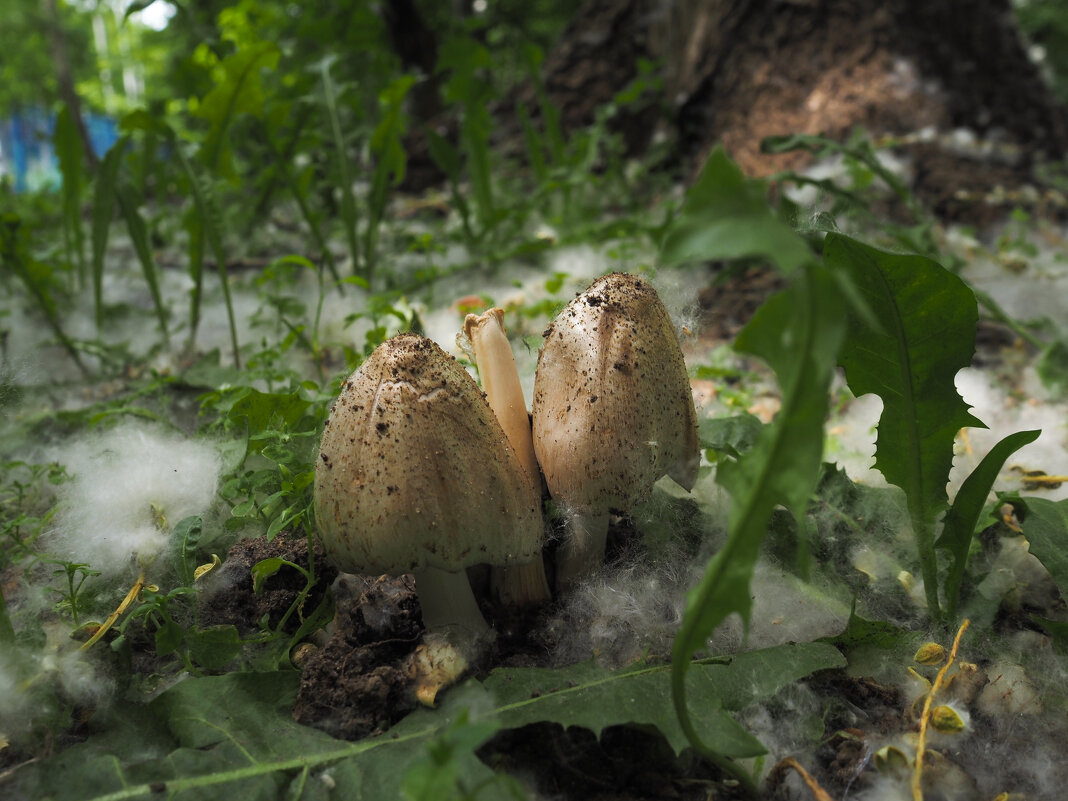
[532,273,700,514]
[314,333,543,575]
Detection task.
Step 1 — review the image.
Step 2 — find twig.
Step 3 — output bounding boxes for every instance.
[912,618,970,801]
[79,571,149,651]
[772,757,836,801]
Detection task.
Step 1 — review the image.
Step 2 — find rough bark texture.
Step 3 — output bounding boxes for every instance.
[510,0,1067,179]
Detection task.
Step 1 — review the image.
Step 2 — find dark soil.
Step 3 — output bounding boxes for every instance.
[291,574,425,740]
[198,531,337,634]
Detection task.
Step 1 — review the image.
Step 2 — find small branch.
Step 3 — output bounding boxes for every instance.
[769,757,836,801]
[912,618,970,801]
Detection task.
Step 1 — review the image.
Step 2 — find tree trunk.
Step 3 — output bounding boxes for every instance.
[499,0,1068,221]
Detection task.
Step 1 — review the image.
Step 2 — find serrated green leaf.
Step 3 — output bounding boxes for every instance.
[486,660,761,758]
[937,429,1040,618]
[698,414,763,460]
[672,264,846,779]
[228,388,311,432]
[826,233,983,617]
[1011,496,1068,598]
[822,604,908,652]
[13,640,843,801]
[659,146,813,273]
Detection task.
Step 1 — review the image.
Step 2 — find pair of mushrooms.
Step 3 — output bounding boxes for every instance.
[313,273,699,661]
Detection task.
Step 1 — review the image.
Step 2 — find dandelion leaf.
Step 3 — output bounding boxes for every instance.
[1009,496,1068,598]
[13,642,842,800]
[827,233,983,535]
[671,265,847,762]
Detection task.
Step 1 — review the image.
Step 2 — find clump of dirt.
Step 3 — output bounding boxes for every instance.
[198,531,337,634]
[292,574,425,740]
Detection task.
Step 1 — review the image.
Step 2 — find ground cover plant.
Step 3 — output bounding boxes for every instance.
[2,3,1068,800]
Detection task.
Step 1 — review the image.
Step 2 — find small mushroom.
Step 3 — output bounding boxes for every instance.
[314,333,543,651]
[532,273,700,589]
[464,308,551,606]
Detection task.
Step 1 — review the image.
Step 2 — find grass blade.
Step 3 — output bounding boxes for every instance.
[670,265,845,792]
[938,429,1040,618]
[90,137,126,332]
[114,181,169,341]
[0,214,89,375]
[365,75,413,284]
[173,144,241,368]
[320,57,361,280]
[54,104,86,280]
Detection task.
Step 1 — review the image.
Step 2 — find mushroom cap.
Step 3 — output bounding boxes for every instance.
[532,273,700,515]
[314,333,543,575]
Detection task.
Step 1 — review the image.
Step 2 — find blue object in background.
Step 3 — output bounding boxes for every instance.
[0,107,119,192]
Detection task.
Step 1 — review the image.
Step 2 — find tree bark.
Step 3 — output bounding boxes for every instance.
[513,0,1067,172]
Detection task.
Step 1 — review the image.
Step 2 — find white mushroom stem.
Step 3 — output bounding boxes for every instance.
[464,309,551,606]
[464,309,541,483]
[411,566,491,638]
[555,511,609,592]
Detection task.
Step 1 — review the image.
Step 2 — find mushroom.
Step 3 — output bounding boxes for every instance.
[463,308,551,606]
[531,273,700,589]
[314,333,543,650]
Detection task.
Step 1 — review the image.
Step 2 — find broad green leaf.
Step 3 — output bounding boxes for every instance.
[1009,496,1068,598]
[399,711,502,801]
[195,42,281,175]
[185,625,244,671]
[826,233,983,617]
[155,620,183,657]
[658,146,813,273]
[698,414,763,460]
[251,557,298,594]
[486,661,760,759]
[14,642,842,801]
[672,264,846,777]
[228,388,312,432]
[822,605,908,652]
[1037,339,1068,392]
[937,430,1040,618]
